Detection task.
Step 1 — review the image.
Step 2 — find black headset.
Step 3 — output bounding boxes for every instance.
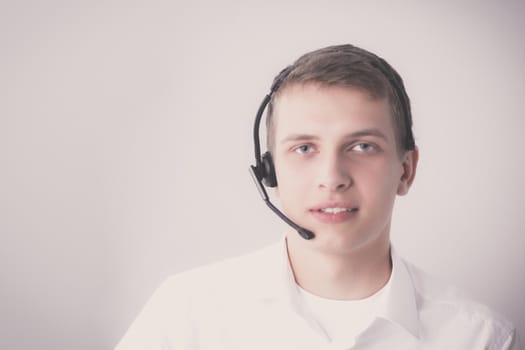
[249,48,414,241]
[248,66,316,239]
[250,66,291,188]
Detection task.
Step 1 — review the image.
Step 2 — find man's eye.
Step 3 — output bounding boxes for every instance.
[352,143,375,152]
[294,144,314,155]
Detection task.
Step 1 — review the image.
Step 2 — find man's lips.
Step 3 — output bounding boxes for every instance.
[309,202,359,213]
[308,202,359,224]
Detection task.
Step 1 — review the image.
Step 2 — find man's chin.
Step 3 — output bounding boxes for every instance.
[305,228,385,255]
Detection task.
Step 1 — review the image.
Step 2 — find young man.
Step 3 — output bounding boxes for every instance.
[116,44,519,349]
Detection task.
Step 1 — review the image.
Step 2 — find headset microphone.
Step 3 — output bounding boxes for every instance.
[249,164,315,240]
[249,83,315,240]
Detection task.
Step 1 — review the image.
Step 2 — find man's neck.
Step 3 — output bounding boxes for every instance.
[285,232,392,300]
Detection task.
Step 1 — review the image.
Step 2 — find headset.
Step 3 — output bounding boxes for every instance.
[249,48,414,241]
[249,66,315,240]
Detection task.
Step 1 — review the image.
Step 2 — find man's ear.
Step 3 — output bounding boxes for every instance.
[397,147,419,196]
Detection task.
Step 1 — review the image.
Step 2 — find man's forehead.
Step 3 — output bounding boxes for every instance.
[272,84,394,135]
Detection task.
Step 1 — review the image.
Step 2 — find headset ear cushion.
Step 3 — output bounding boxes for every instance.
[261,151,278,187]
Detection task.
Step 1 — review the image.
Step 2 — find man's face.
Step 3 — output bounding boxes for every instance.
[272,83,417,255]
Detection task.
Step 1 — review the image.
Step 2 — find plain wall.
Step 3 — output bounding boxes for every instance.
[1,0,524,349]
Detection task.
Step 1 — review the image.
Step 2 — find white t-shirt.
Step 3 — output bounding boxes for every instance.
[297,279,388,346]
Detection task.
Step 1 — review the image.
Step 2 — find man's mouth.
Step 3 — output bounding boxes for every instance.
[318,207,358,214]
[310,204,359,224]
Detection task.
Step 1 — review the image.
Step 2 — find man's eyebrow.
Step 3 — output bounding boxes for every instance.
[280,134,320,144]
[346,129,389,141]
[280,129,389,144]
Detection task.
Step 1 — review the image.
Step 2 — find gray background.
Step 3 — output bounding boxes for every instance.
[1,0,524,349]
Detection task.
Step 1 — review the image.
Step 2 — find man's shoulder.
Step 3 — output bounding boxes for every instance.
[402,258,516,345]
[158,242,280,301]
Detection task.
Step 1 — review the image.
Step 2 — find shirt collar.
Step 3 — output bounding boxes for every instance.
[250,237,298,302]
[377,246,421,338]
[249,238,421,338]
[246,238,291,301]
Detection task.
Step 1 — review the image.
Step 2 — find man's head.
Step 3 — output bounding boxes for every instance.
[266,44,416,156]
[265,44,418,254]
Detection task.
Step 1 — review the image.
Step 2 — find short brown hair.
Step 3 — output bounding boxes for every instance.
[266,44,415,154]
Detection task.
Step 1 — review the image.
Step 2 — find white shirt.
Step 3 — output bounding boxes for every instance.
[116,239,520,350]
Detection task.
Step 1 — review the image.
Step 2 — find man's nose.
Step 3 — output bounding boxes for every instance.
[317,153,352,192]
